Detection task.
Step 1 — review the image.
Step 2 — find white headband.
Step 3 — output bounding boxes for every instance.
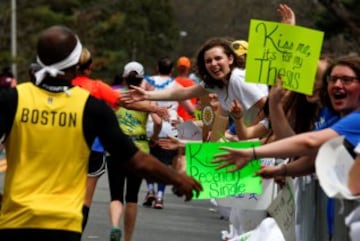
[35,37,82,85]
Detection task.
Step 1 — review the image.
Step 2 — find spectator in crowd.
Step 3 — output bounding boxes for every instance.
[122,37,268,141]
[213,54,360,182]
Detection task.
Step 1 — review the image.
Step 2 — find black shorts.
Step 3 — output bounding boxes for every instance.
[0,228,81,241]
[88,151,106,177]
[150,144,177,165]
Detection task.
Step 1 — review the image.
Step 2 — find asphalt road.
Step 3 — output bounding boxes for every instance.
[82,174,228,241]
[0,171,229,241]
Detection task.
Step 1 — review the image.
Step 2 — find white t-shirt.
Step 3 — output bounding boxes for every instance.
[200,68,268,124]
[145,75,179,138]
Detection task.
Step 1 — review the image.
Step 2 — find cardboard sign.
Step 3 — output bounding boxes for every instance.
[246,19,324,95]
[267,178,296,241]
[199,94,214,141]
[177,121,202,141]
[186,141,262,199]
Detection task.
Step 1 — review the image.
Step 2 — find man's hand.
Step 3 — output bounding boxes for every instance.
[172,172,203,201]
[212,147,252,172]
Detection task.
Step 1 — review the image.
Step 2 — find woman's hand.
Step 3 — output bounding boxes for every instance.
[230,99,243,120]
[256,165,287,188]
[120,85,148,104]
[154,106,170,121]
[269,76,288,105]
[277,4,296,25]
[255,165,285,178]
[212,147,252,172]
[158,136,184,150]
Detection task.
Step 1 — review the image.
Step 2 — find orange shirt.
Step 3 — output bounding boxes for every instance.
[72,75,120,109]
[175,76,197,121]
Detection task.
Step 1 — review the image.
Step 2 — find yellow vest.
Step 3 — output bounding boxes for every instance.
[116,107,149,153]
[0,83,90,233]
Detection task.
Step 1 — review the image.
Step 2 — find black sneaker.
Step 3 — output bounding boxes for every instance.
[142,191,155,207]
[153,197,164,209]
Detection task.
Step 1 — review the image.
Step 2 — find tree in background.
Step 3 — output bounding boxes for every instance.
[1,0,360,82]
[117,0,179,75]
[0,0,179,82]
[316,0,360,55]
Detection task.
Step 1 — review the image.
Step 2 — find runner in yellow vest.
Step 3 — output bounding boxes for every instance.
[0,25,202,241]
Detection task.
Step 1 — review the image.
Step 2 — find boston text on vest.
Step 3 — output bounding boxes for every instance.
[20,108,77,127]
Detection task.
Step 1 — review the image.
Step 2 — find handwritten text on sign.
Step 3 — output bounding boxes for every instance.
[267,178,296,241]
[185,141,262,199]
[246,19,324,95]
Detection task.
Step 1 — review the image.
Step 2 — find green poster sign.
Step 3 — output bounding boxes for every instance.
[246,19,324,95]
[185,141,262,199]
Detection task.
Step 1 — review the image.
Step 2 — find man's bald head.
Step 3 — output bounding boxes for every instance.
[37,26,78,65]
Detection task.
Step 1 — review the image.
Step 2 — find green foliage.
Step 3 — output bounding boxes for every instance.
[117,0,180,74]
[0,0,181,81]
[1,0,360,81]
[315,0,360,54]
[314,10,345,38]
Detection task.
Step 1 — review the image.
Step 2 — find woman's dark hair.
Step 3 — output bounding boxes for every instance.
[124,71,143,87]
[263,97,270,117]
[0,67,14,88]
[320,55,360,113]
[195,37,245,89]
[283,92,319,133]
[157,56,173,75]
[112,74,123,86]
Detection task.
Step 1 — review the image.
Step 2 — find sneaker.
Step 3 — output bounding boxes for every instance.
[153,197,164,209]
[110,227,122,241]
[142,191,155,207]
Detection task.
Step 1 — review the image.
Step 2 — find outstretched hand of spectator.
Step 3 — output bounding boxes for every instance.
[120,85,147,104]
[154,106,170,121]
[158,136,185,150]
[255,165,285,178]
[256,165,287,188]
[212,147,252,172]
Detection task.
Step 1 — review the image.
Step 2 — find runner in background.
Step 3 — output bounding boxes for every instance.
[174,56,197,121]
[72,48,170,230]
[107,61,162,241]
